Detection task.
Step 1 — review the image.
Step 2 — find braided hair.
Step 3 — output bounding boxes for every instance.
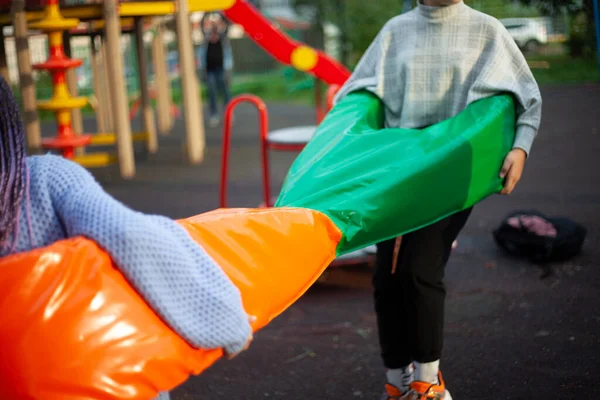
[0,76,27,248]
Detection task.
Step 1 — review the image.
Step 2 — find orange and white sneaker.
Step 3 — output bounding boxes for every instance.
[380,383,413,400]
[406,371,452,400]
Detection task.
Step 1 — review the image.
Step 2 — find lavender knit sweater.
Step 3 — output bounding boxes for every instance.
[2,155,252,400]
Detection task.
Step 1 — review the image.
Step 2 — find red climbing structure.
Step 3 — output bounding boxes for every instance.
[29,0,90,159]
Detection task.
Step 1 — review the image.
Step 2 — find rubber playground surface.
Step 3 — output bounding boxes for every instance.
[41,84,600,399]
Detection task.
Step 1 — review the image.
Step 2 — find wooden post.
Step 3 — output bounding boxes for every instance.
[0,27,9,82]
[104,0,135,178]
[100,38,114,131]
[90,34,107,133]
[152,22,172,135]
[135,17,157,153]
[12,0,42,151]
[175,0,204,163]
[63,31,84,142]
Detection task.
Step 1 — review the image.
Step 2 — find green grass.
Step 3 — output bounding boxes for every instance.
[528,55,599,86]
[170,69,319,106]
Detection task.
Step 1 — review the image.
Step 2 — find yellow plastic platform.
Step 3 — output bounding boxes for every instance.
[89,132,149,146]
[73,152,118,168]
[29,17,79,31]
[0,0,238,25]
[37,97,88,111]
[90,18,135,31]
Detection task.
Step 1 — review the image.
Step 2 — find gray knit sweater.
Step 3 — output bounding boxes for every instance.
[334,1,542,155]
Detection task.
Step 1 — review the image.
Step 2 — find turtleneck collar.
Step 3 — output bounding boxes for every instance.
[418,1,466,21]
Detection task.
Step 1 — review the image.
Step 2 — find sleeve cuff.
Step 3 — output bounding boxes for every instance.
[223,318,252,356]
[513,124,537,157]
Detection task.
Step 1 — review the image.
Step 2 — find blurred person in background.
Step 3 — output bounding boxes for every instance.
[199,13,233,127]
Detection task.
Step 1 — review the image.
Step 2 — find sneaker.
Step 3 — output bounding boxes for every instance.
[208,115,220,128]
[406,371,452,400]
[380,383,412,400]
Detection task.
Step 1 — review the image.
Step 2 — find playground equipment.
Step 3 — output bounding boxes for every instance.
[220,88,377,268]
[24,0,152,168]
[0,207,341,400]
[222,1,349,86]
[0,90,517,399]
[1,0,350,178]
[28,0,91,159]
[85,19,179,137]
[76,17,159,166]
[220,94,271,207]
[221,85,341,209]
[220,94,315,210]
[276,93,516,254]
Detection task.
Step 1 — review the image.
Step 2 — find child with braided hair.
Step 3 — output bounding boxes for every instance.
[0,76,253,400]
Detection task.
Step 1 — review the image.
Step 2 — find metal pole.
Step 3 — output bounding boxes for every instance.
[152,22,173,135]
[90,34,107,133]
[135,17,158,153]
[63,31,84,143]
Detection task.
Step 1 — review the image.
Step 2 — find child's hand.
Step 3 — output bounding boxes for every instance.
[225,315,256,360]
[499,148,527,195]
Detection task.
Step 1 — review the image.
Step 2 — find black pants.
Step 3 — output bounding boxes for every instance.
[373,208,473,369]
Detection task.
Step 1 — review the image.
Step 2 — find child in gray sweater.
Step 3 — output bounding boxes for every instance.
[334,1,541,399]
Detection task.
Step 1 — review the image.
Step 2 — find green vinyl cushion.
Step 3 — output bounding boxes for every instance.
[276,90,516,255]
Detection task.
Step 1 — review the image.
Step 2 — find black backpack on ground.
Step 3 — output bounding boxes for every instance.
[493,210,587,263]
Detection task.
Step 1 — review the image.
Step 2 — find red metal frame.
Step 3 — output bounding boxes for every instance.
[32,0,91,158]
[220,84,342,209]
[220,94,270,208]
[220,88,376,269]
